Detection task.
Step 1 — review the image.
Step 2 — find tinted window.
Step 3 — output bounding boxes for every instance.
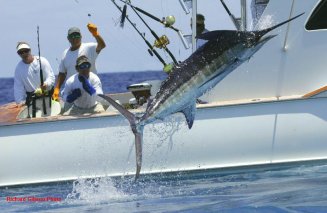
[306,0,327,30]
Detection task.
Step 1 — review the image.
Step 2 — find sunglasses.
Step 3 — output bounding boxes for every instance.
[78,62,91,70]
[17,49,30,55]
[68,33,81,39]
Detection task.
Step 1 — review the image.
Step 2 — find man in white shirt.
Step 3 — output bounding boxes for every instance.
[195,14,209,49]
[14,42,55,106]
[62,55,104,115]
[52,23,106,101]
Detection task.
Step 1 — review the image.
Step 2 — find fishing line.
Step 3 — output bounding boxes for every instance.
[118,0,189,50]
[110,0,167,66]
[127,2,178,65]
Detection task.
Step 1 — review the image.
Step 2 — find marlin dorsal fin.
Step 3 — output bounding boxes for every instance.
[181,103,196,129]
[196,30,248,41]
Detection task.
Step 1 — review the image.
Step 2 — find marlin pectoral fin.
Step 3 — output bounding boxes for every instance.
[181,103,196,129]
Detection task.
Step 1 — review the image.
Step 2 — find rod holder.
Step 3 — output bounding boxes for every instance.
[179,0,190,14]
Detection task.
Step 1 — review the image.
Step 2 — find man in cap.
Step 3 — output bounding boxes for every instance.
[62,55,105,115]
[194,14,209,49]
[14,41,55,107]
[52,23,106,101]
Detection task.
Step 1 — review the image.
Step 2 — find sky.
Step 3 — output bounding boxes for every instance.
[0,0,244,78]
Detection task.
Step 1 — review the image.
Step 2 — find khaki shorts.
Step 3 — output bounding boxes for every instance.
[63,102,105,116]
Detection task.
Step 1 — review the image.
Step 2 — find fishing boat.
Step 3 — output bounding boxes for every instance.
[1,0,327,187]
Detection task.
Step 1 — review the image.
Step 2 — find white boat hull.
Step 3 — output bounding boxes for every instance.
[1,96,327,187]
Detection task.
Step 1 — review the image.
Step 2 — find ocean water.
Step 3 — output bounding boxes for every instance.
[0,71,167,105]
[1,163,327,212]
[1,71,327,212]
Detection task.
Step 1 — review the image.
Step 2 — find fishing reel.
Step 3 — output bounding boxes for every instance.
[153,35,170,49]
[162,15,176,27]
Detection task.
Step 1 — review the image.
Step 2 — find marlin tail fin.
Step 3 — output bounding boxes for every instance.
[98,94,143,180]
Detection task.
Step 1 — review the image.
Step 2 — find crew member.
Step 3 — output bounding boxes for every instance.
[194,14,209,49]
[14,42,55,107]
[62,55,104,115]
[52,23,106,101]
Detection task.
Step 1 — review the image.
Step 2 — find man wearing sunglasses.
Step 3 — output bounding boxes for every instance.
[14,42,55,107]
[52,23,106,102]
[62,55,104,115]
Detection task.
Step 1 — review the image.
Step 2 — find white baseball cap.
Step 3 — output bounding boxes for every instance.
[16,43,31,52]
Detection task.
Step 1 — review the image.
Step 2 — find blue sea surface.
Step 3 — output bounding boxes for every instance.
[1,163,327,212]
[1,71,327,212]
[0,71,167,105]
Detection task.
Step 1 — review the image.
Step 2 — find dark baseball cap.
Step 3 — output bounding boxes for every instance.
[76,55,90,66]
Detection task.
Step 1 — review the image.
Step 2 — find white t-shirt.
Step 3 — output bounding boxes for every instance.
[14,56,55,104]
[196,29,209,49]
[58,42,98,79]
[62,72,103,109]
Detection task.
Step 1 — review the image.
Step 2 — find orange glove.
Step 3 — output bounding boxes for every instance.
[52,87,60,101]
[87,23,99,37]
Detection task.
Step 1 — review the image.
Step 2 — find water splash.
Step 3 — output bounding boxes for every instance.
[66,177,132,205]
[147,114,185,148]
[253,15,275,31]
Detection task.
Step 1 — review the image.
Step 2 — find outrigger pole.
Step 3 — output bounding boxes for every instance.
[121,0,178,65]
[220,0,241,30]
[111,0,167,67]
[118,0,189,49]
[37,26,47,116]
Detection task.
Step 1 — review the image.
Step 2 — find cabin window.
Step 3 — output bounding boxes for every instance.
[306,0,327,30]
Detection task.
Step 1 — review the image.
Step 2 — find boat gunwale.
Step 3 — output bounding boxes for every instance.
[0,93,318,127]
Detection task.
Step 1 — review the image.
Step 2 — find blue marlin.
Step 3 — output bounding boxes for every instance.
[99,13,304,179]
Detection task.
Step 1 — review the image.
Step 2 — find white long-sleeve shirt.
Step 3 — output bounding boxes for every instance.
[58,43,98,80]
[14,56,55,104]
[62,72,103,109]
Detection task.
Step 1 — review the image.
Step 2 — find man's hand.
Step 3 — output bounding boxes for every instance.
[40,83,47,91]
[34,88,43,96]
[78,75,96,96]
[52,87,60,101]
[66,88,81,103]
[87,23,99,37]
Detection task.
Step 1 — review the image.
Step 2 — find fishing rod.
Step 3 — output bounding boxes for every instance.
[220,0,241,30]
[130,6,178,65]
[111,0,167,67]
[37,26,47,116]
[118,0,189,49]
[120,1,178,65]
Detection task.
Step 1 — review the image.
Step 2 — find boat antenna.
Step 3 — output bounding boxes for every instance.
[118,0,189,49]
[126,2,178,65]
[111,0,167,67]
[37,26,47,116]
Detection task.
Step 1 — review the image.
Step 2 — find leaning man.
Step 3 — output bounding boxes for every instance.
[14,42,55,107]
[62,55,105,115]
